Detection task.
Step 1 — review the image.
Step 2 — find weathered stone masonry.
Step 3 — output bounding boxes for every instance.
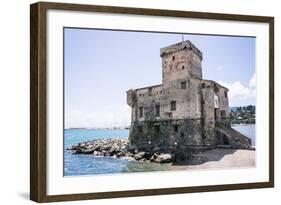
[127,40,251,154]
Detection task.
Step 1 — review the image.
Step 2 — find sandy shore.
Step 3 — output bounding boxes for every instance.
[170,148,255,171]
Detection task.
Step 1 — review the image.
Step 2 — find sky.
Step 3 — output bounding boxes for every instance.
[64,28,256,129]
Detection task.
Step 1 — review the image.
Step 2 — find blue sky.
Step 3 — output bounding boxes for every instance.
[64,28,256,128]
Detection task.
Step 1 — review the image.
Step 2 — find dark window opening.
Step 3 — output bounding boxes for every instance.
[170,101,176,111]
[139,107,143,118]
[181,132,184,137]
[201,83,206,89]
[221,110,226,118]
[224,91,227,98]
[174,125,178,132]
[172,56,175,61]
[182,65,185,70]
[156,104,160,117]
[223,136,230,145]
[214,108,218,121]
[214,85,219,92]
[181,81,186,89]
[148,87,152,96]
[154,125,160,132]
[138,126,143,133]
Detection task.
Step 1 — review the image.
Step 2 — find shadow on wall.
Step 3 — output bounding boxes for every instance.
[173,148,237,166]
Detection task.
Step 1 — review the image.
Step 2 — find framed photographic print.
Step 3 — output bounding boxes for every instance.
[30,1,274,202]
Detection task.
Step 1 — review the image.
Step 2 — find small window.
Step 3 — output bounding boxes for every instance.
[174,125,178,132]
[172,56,175,61]
[155,104,160,117]
[224,91,227,98]
[170,101,176,111]
[139,107,143,118]
[182,65,185,70]
[201,83,206,89]
[214,95,219,108]
[154,125,160,132]
[181,132,184,137]
[181,81,186,89]
[138,126,143,133]
[148,87,152,96]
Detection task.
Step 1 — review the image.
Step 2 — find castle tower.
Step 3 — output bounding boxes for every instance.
[126,40,250,154]
[160,40,203,87]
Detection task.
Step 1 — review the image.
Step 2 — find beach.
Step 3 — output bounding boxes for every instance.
[170,148,255,171]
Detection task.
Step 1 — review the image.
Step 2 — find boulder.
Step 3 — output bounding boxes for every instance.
[116,151,125,158]
[125,152,134,158]
[134,151,147,160]
[93,151,102,156]
[94,145,101,151]
[109,147,117,156]
[84,147,97,154]
[149,154,157,162]
[155,153,175,163]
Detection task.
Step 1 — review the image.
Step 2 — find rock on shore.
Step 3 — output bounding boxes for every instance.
[67,138,175,163]
[67,138,255,165]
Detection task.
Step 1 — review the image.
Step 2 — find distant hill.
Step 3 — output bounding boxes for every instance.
[230,105,255,124]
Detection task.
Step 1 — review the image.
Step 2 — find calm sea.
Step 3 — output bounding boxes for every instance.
[232,124,256,146]
[64,129,171,176]
[64,124,255,176]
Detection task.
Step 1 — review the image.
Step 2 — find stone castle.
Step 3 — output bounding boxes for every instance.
[127,40,251,155]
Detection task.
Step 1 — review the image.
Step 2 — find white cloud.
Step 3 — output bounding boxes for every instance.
[218,71,256,105]
[216,66,223,71]
[218,81,254,100]
[249,71,256,88]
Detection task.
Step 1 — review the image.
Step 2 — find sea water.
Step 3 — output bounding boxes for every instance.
[232,124,256,146]
[64,125,256,176]
[64,129,170,176]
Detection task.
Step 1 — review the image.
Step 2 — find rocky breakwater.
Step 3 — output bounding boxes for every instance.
[67,138,175,164]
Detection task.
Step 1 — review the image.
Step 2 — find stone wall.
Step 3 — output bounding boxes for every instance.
[126,40,232,153]
[199,80,230,145]
[133,79,202,121]
[160,41,203,86]
[129,119,203,152]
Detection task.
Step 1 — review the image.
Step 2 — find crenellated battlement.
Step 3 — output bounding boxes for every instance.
[160,40,203,60]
